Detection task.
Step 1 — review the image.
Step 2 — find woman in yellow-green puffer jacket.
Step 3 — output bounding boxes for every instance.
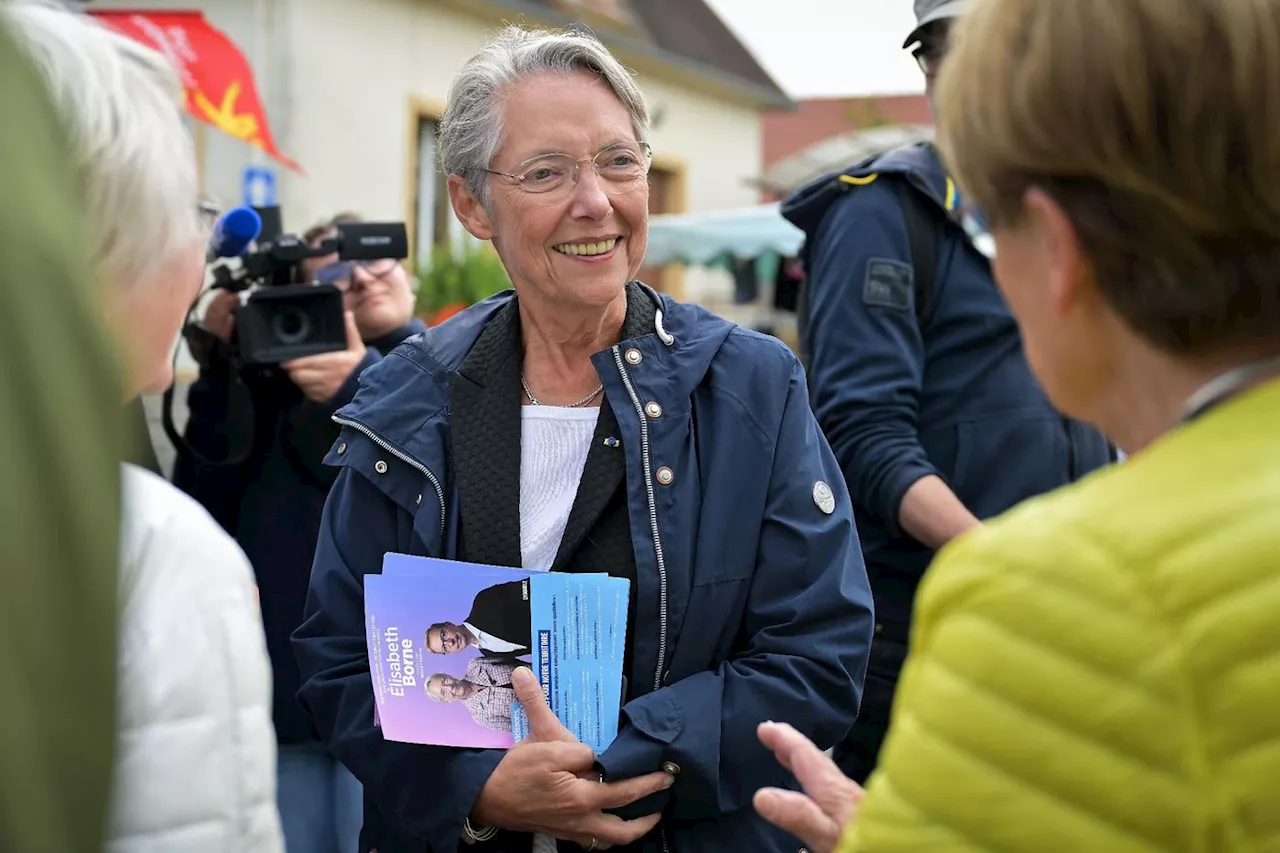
[752,0,1280,850]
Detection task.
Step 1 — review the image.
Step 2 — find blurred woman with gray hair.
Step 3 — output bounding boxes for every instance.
[293,23,873,853]
[2,2,284,851]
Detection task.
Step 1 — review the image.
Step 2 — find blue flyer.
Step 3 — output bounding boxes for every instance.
[511,573,630,752]
[368,553,630,752]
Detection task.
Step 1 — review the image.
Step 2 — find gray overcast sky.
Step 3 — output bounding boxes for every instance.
[702,0,925,98]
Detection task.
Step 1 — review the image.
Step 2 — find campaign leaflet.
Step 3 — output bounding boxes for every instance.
[510,573,630,754]
[364,553,629,751]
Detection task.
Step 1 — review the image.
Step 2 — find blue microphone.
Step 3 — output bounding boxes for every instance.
[207,206,262,260]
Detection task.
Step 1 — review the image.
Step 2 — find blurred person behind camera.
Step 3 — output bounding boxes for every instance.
[2,2,285,851]
[175,210,424,853]
[754,0,1280,850]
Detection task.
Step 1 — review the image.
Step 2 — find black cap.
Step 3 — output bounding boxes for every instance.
[903,0,968,48]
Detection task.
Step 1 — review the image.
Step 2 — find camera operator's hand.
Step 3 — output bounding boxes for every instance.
[202,290,239,343]
[281,311,367,404]
[471,668,671,849]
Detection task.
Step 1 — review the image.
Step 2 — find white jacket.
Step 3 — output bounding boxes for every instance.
[107,464,284,853]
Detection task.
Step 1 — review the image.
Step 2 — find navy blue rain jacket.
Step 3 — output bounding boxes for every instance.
[782,144,1113,635]
[291,287,875,853]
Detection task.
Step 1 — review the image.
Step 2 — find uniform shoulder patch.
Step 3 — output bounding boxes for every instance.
[863,258,913,311]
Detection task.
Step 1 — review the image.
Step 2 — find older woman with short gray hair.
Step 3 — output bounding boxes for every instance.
[3,3,284,851]
[294,23,874,853]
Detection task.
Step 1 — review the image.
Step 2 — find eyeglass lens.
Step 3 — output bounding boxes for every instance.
[316,258,397,291]
[511,143,650,195]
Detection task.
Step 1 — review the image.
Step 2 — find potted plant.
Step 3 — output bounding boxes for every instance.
[415,242,511,325]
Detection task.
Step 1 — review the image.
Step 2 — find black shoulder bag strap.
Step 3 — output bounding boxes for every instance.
[887,177,941,328]
[795,173,944,369]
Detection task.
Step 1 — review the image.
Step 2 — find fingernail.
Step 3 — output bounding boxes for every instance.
[663,774,675,788]
[512,667,534,686]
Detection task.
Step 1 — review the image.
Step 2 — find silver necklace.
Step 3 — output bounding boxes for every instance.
[520,372,604,408]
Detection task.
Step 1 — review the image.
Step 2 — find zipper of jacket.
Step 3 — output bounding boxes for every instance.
[331,414,446,540]
[610,345,670,692]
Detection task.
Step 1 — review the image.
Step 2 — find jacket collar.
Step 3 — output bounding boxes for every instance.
[453,282,659,389]
[445,285,657,566]
[333,281,736,470]
[781,141,963,236]
[447,303,523,566]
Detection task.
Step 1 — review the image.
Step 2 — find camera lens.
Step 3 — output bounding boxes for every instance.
[271,306,312,346]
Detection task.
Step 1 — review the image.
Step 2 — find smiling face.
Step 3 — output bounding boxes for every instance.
[305,232,416,341]
[343,261,416,340]
[426,622,474,654]
[448,69,650,313]
[426,674,473,703]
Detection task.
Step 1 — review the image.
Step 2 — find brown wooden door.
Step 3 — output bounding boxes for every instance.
[636,167,674,291]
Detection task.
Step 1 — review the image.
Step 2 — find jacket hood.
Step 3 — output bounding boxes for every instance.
[332,283,737,463]
[780,141,955,240]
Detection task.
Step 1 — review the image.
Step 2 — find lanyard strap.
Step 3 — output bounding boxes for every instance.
[1178,354,1280,424]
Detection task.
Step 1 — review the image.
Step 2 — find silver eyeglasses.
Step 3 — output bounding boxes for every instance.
[485,141,652,196]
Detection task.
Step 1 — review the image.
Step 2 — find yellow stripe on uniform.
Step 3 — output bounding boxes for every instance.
[944,177,957,211]
[838,173,879,186]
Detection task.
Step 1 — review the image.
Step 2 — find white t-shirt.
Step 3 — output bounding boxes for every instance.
[463,621,526,654]
[519,405,601,572]
[518,406,600,853]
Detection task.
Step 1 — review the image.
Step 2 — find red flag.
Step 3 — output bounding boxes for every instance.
[91,10,304,174]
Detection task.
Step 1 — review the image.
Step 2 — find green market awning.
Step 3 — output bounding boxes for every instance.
[645,203,804,281]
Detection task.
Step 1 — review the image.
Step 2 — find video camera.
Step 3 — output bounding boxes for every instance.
[195,204,409,366]
[163,204,409,469]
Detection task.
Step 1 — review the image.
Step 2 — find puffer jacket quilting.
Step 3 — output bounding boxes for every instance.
[108,464,284,853]
[843,379,1280,852]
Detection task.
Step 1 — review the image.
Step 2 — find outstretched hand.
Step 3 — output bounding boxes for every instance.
[471,667,672,850]
[753,722,864,853]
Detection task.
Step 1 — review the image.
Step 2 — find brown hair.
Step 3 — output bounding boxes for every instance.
[296,211,363,283]
[302,210,363,246]
[934,0,1280,356]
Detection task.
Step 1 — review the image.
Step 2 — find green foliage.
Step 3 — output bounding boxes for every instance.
[415,242,511,316]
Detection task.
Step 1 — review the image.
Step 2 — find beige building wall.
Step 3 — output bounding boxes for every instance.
[91,0,762,321]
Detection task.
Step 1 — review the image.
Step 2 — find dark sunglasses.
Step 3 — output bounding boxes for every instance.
[315,258,399,292]
[912,42,947,76]
[911,21,951,77]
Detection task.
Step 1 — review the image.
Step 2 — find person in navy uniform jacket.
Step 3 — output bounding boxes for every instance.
[292,23,874,853]
[781,0,1114,785]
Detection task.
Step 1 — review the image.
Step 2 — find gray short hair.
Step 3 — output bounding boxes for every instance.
[439,25,650,204]
[2,0,200,292]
